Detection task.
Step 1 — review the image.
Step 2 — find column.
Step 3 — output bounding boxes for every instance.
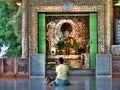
[104,0,113,53]
[22,0,29,57]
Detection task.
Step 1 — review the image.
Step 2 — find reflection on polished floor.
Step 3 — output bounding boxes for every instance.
[0,76,120,90]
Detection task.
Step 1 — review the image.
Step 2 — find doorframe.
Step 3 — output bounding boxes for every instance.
[38,13,98,70]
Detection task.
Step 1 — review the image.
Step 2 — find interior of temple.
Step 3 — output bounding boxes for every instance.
[1,0,120,90]
[0,0,120,78]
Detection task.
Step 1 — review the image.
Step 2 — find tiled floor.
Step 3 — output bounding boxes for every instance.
[0,76,120,90]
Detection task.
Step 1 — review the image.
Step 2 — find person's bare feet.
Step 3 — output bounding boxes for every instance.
[48,82,55,86]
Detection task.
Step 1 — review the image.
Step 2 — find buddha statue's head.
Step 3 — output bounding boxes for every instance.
[61,22,72,39]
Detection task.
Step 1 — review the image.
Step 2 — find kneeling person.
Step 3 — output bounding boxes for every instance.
[49,57,70,86]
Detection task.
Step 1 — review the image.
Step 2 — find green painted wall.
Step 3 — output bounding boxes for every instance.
[90,13,98,70]
[38,13,46,54]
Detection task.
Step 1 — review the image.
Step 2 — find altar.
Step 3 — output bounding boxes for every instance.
[46,54,89,71]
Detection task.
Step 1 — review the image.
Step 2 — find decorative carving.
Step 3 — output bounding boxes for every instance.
[29,0,104,6]
[28,5,105,54]
[63,1,73,11]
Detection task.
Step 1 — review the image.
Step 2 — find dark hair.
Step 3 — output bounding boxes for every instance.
[58,57,64,64]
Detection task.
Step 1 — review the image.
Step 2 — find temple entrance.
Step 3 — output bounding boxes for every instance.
[38,13,97,71]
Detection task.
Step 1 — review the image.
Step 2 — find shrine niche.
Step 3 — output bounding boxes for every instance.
[46,16,89,55]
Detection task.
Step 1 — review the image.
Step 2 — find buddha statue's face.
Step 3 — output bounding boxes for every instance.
[64,31,70,38]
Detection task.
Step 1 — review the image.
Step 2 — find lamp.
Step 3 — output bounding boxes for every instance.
[115,0,120,6]
[50,47,56,56]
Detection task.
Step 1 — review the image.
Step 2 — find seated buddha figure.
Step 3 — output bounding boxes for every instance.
[61,23,73,47]
[63,30,74,48]
[60,23,79,54]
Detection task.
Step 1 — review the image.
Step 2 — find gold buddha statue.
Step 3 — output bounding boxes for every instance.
[56,23,79,55]
[62,30,78,54]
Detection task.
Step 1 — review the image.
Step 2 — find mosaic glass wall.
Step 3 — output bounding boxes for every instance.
[46,15,89,55]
